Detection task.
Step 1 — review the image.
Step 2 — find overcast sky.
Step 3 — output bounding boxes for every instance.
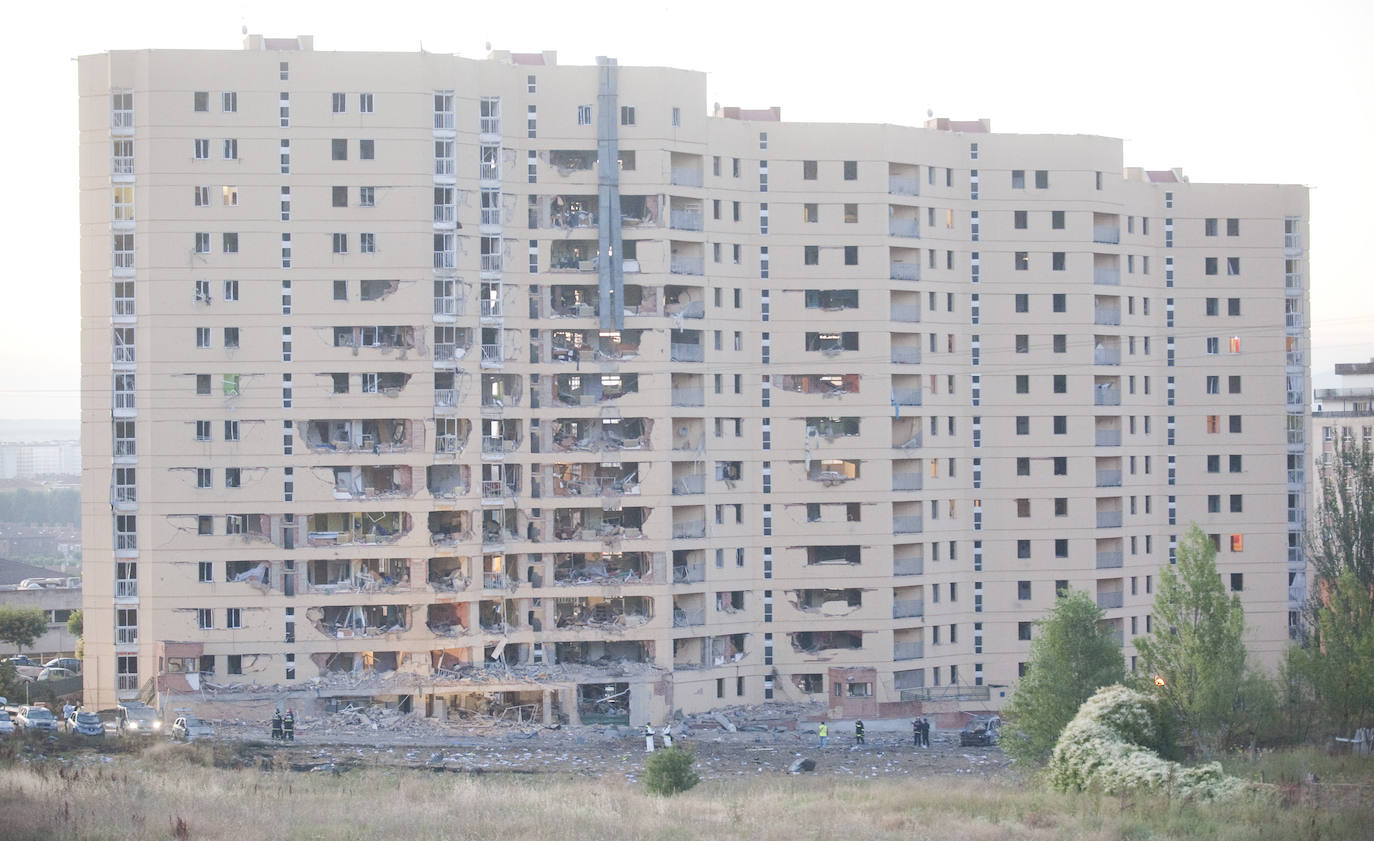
[3,0,1369,420]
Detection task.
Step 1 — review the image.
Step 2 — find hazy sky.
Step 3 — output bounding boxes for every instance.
[3,0,1369,420]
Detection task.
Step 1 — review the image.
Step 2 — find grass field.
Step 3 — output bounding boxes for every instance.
[0,739,1370,840]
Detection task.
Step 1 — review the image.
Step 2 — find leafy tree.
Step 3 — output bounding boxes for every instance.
[1134,525,1271,757]
[0,606,47,652]
[1003,591,1124,764]
[643,747,700,796]
[1290,440,1374,735]
[66,609,82,638]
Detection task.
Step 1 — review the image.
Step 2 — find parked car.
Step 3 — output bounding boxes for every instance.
[37,667,77,681]
[170,716,214,742]
[0,711,15,736]
[65,710,104,738]
[959,715,1001,747]
[16,705,58,732]
[43,658,81,673]
[115,702,161,736]
[5,655,36,667]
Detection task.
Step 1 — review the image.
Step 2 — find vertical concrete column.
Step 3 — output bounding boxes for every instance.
[542,690,553,725]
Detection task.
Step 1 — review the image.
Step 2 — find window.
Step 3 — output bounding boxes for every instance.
[193,186,210,207]
[224,420,240,441]
[1053,334,1067,353]
[331,138,347,160]
[1011,169,1025,189]
[198,608,212,630]
[1205,217,1218,236]
[194,233,210,254]
[359,93,374,113]
[1053,374,1067,394]
[225,468,240,488]
[1206,375,1220,395]
[844,203,858,223]
[1018,621,1032,641]
[222,185,238,206]
[1227,297,1240,316]
[196,327,211,349]
[360,233,376,254]
[1014,251,1028,270]
[1052,210,1065,229]
[196,468,212,489]
[1205,257,1218,275]
[620,105,636,125]
[577,105,592,125]
[222,280,238,301]
[1230,573,1244,591]
[804,246,819,265]
[1230,494,1243,513]
[222,139,237,160]
[1015,293,1029,313]
[223,327,239,349]
[803,203,818,223]
[360,139,374,159]
[333,233,348,254]
[1053,415,1067,435]
[359,186,375,207]
[1051,293,1066,313]
[1016,416,1030,436]
[1034,170,1048,189]
[1206,297,1219,316]
[843,160,857,180]
[193,91,210,111]
[1053,456,1067,475]
[844,246,858,266]
[227,655,243,675]
[222,233,238,253]
[1227,217,1239,236]
[1206,337,1219,354]
[1016,375,1029,394]
[1015,334,1029,353]
[332,92,347,113]
[1208,494,1221,513]
[1052,251,1066,271]
[1230,454,1243,473]
[1227,257,1240,275]
[1014,210,1028,229]
[1207,454,1220,473]
[1229,415,1242,433]
[1231,534,1244,553]
[194,138,210,159]
[332,186,347,207]
[196,374,212,395]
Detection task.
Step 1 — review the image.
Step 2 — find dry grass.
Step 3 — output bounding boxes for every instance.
[0,742,1370,841]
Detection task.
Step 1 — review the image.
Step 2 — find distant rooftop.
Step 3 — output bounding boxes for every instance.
[1335,358,1374,376]
[0,558,66,588]
[924,117,991,133]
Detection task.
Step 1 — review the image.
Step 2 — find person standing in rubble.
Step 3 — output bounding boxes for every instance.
[283,709,296,742]
[271,709,283,741]
[913,718,921,747]
[818,721,828,748]
[661,724,673,749]
[854,719,865,746]
[644,723,655,753]
[921,717,931,748]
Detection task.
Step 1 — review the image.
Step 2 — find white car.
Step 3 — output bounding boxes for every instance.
[170,716,214,741]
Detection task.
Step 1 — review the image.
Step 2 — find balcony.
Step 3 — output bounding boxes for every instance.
[434,389,459,410]
[889,175,919,196]
[1097,591,1124,609]
[1095,469,1122,488]
[893,600,924,619]
[1096,551,1124,569]
[889,218,920,238]
[1092,226,1121,244]
[673,474,706,495]
[670,255,705,276]
[434,203,455,225]
[890,262,920,281]
[671,387,705,407]
[434,294,460,318]
[673,608,706,628]
[892,388,922,407]
[891,305,921,323]
[1096,511,1123,529]
[892,472,923,492]
[481,344,503,367]
[670,209,704,231]
[894,555,924,576]
[893,516,923,534]
[115,579,137,598]
[672,562,706,583]
[670,343,704,363]
[891,346,922,365]
[1093,268,1121,286]
[1094,387,1121,406]
[1095,429,1121,446]
[672,520,707,540]
[1094,347,1121,366]
[433,250,455,270]
[670,167,703,187]
[434,111,455,131]
[894,642,924,661]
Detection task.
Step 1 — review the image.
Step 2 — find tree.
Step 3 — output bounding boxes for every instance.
[1292,440,1374,735]
[643,747,700,796]
[1134,525,1270,757]
[1002,591,1124,764]
[0,606,47,652]
[66,609,82,638]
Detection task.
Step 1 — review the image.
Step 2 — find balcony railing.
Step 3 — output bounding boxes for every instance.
[1096,591,1124,609]
[671,387,704,407]
[891,305,920,323]
[434,204,455,224]
[1285,232,1303,254]
[1096,511,1124,529]
[480,299,503,319]
[670,210,703,231]
[481,344,503,366]
[112,110,134,131]
[672,520,707,540]
[1095,429,1122,446]
[115,579,137,598]
[892,388,922,406]
[1094,388,1121,406]
[673,608,706,627]
[894,556,924,576]
[889,262,920,281]
[479,162,499,181]
[1096,551,1124,569]
[888,215,921,237]
[482,572,509,589]
[1094,308,1121,326]
[893,515,923,534]
[1092,226,1121,244]
[434,389,459,409]
[670,168,703,187]
[480,116,500,135]
[481,254,503,273]
[435,158,455,177]
[673,562,706,582]
[894,642,924,661]
[1096,470,1123,488]
[112,156,134,176]
[116,627,138,645]
[481,207,501,227]
[893,599,924,619]
[892,473,923,492]
[889,175,919,195]
[670,256,704,276]
[434,295,458,317]
[434,112,455,130]
[433,251,455,270]
[1094,268,1121,286]
[890,346,921,365]
[1094,348,1121,366]
[673,475,706,495]
[1288,468,1305,487]
[670,343,704,363]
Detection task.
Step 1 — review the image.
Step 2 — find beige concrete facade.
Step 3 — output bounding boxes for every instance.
[78,38,1309,722]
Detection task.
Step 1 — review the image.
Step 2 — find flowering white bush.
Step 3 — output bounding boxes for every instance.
[1047,685,1250,801]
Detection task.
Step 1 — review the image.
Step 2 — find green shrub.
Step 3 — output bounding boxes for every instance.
[643,747,700,796]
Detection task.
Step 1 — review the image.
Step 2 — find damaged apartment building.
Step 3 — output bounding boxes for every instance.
[79,36,1309,725]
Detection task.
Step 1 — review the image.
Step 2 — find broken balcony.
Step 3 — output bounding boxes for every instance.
[433,325,471,362]
[793,589,862,615]
[671,418,704,452]
[670,329,705,363]
[481,418,522,458]
[549,328,643,363]
[670,373,704,407]
[427,556,470,591]
[477,598,516,634]
[548,284,600,319]
[328,465,413,499]
[544,195,599,229]
[306,512,409,546]
[669,242,704,276]
[551,240,599,273]
[313,651,404,675]
[548,416,651,453]
[434,418,471,454]
[663,284,706,319]
[433,371,461,413]
[481,511,520,549]
[809,458,860,484]
[361,372,411,396]
[892,375,922,407]
[225,560,270,589]
[309,604,409,639]
[806,545,861,566]
[331,325,417,353]
[672,593,707,628]
[776,373,860,397]
[306,558,410,594]
[550,506,647,542]
[305,419,414,454]
[480,374,523,412]
[555,596,653,629]
[555,640,652,666]
[554,373,638,406]
[426,602,470,637]
[672,548,706,582]
[892,417,923,450]
[428,510,473,546]
[553,551,651,585]
[671,508,707,541]
[622,283,658,316]
[791,630,863,653]
[548,461,642,498]
[480,464,521,502]
[715,591,745,614]
[550,149,597,175]
[480,553,515,589]
[669,198,704,231]
[672,462,706,496]
[673,633,745,670]
[426,464,471,499]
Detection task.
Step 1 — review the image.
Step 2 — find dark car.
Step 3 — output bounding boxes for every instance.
[959,715,1001,747]
[5,656,36,667]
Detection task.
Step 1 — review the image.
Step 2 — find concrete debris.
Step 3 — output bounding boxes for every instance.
[788,757,817,774]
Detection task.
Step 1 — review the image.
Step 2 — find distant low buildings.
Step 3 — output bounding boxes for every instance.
[0,558,82,661]
[0,441,81,479]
